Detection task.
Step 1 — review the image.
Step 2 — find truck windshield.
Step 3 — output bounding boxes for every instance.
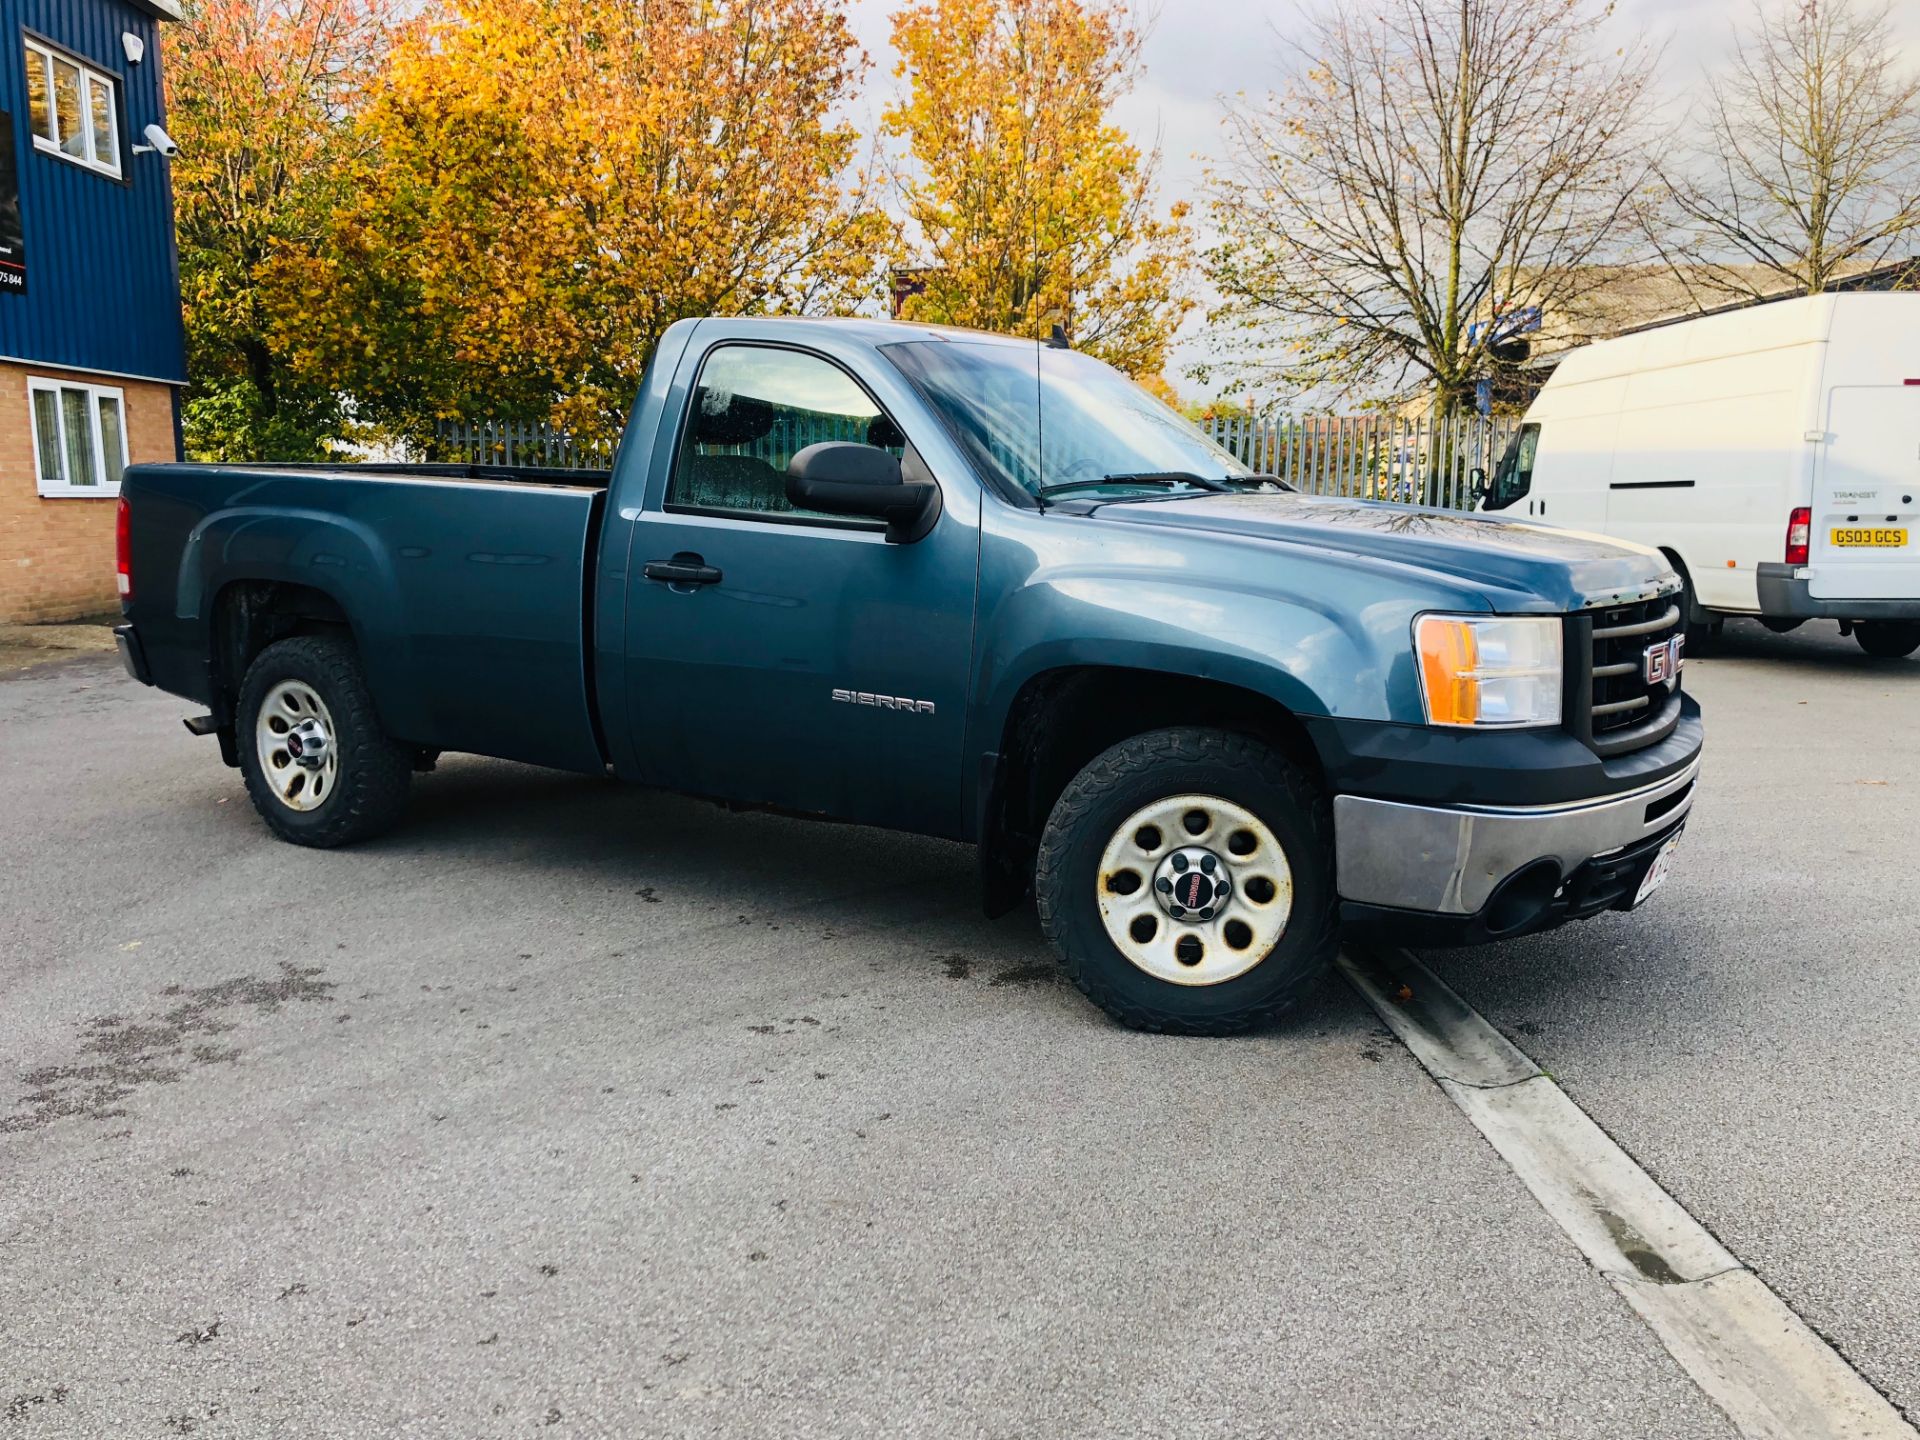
[883,340,1259,502]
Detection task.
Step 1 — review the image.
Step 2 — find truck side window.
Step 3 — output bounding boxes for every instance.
[669,345,905,521]
[1486,422,1540,511]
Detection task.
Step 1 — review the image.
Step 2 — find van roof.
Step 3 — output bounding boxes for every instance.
[1545,292,1920,387]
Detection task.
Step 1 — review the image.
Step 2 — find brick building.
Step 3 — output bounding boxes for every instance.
[0,0,184,622]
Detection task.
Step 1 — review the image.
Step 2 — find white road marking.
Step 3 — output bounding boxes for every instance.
[1340,946,1917,1440]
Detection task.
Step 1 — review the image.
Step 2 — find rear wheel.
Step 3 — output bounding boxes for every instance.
[237,634,413,847]
[1855,620,1920,659]
[1035,728,1336,1035]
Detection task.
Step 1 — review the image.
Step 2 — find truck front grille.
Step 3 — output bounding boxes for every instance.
[1572,592,1684,756]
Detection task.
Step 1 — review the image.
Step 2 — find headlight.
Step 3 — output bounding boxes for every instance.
[1414,614,1563,727]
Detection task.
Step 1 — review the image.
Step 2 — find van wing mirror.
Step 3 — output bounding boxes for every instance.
[786,442,940,543]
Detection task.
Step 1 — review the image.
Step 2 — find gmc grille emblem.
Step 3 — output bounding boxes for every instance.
[1643,634,1684,687]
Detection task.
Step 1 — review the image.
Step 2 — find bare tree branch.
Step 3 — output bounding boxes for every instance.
[1204,0,1659,414]
[1652,0,1920,300]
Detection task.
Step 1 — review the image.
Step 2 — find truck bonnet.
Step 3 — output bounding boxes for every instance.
[1087,491,1677,612]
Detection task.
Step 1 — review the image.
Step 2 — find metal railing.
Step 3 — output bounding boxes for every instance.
[1199,411,1521,510]
[435,410,1521,511]
[434,420,615,469]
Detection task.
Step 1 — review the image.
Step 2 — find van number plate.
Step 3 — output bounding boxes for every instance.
[1830,527,1907,548]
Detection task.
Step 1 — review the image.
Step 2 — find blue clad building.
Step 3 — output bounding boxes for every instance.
[0,0,184,621]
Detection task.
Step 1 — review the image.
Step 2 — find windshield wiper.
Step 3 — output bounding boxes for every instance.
[1036,472,1233,500]
[1102,471,1238,491]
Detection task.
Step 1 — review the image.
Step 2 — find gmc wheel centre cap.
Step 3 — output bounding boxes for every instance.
[1152,847,1232,922]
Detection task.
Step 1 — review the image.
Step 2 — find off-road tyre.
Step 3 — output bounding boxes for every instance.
[1855,621,1920,659]
[1035,727,1337,1035]
[237,634,413,847]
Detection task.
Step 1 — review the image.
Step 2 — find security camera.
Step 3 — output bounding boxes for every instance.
[132,123,177,158]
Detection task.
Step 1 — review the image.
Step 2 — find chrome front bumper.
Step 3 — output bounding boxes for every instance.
[1333,758,1701,916]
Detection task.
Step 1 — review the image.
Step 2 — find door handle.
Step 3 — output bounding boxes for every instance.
[644,555,722,587]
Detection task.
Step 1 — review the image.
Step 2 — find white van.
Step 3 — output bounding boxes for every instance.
[1480,293,1920,657]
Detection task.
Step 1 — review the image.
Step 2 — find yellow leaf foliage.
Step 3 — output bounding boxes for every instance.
[883,0,1192,377]
[267,0,888,450]
[166,0,399,458]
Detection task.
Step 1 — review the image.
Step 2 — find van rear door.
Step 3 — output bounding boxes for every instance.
[1811,386,1920,601]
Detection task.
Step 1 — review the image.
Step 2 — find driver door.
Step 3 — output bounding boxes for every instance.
[622,340,979,837]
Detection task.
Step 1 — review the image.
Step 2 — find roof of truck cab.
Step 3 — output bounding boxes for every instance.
[696,315,1040,349]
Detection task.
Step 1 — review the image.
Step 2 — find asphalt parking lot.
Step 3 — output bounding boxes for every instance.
[2,622,1914,1438]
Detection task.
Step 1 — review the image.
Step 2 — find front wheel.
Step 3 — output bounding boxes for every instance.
[1035,728,1337,1035]
[1855,620,1920,659]
[237,634,414,847]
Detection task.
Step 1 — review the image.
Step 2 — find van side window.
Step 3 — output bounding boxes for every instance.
[1486,423,1540,511]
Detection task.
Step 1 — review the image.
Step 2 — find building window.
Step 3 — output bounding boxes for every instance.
[29,378,128,498]
[24,39,121,178]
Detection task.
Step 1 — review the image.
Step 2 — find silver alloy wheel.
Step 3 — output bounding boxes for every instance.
[1095,793,1294,986]
[255,679,340,813]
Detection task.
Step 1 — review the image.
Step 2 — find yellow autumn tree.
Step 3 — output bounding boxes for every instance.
[269,0,888,450]
[167,0,400,459]
[883,0,1191,376]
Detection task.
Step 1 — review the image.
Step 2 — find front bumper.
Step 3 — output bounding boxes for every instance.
[1334,752,1698,946]
[1756,563,1920,621]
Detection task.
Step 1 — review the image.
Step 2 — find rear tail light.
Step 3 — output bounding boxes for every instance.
[115,495,132,599]
[1785,506,1811,567]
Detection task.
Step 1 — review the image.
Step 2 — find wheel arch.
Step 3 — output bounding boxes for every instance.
[206,580,357,765]
[975,664,1326,917]
[1657,546,1718,631]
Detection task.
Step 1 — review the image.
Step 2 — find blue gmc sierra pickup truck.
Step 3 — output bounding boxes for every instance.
[115,317,1702,1034]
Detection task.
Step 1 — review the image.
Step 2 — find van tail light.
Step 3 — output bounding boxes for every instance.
[115,495,132,599]
[1785,506,1811,567]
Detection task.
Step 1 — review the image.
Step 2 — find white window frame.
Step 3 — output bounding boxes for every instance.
[29,377,130,499]
[24,38,122,179]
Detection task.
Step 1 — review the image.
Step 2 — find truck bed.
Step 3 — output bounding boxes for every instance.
[121,462,612,775]
[255,461,612,489]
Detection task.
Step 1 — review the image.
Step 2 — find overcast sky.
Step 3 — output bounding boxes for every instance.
[842,0,1920,399]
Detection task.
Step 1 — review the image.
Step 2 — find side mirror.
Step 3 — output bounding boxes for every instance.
[787,442,940,543]
[1468,466,1487,504]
